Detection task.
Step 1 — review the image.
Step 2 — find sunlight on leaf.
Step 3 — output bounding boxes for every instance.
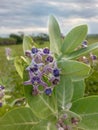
[72,80,85,101]
[48,15,62,55]
[0,107,39,130]
[56,76,73,110]
[61,25,88,54]
[23,36,36,54]
[57,59,91,81]
[71,96,98,130]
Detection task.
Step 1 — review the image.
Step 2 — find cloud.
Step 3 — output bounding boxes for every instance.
[0,0,98,36]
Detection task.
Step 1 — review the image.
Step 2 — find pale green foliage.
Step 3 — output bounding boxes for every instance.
[14,56,26,79]
[0,15,98,130]
[56,76,73,110]
[61,25,88,54]
[72,80,85,101]
[71,96,98,130]
[48,15,62,55]
[57,60,91,81]
[0,107,38,130]
[23,36,36,54]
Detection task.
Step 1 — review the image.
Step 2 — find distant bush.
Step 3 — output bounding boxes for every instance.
[0,37,16,45]
[9,34,23,44]
[32,33,49,44]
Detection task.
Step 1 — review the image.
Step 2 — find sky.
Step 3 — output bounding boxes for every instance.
[0,0,98,36]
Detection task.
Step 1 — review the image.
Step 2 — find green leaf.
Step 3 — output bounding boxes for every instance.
[32,122,57,130]
[60,110,82,120]
[23,70,58,119]
[0,107,38,130]
[66,42,98,60]
[57,60,91,81]
[23,36,36,54]
[56,76,73,110]
[71,96,98,130]
[0,105,11,118]
[72,80,85,101]
[48,15,62,55]
[61,25,88,54]
[14,56,27,79]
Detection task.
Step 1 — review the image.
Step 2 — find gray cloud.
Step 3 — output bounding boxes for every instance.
[0,0,98,35]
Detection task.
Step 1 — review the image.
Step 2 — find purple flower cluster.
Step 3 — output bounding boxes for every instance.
[24,47,60,96]
[56,114,80,130]
[77,40,97,64]
[82,40,97,61]
[0,85,5,107]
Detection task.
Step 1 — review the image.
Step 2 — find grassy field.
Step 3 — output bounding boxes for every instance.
[0,38,98,106]
[0,45,24,104]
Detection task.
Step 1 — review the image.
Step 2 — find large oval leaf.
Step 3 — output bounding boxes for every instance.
[0,107,38,130]
[48,15,62,55]
[14,56,26,79]
[71,96,98,130]
[61,25,88,54]
[23,70,58,119]
[72,80,85,102]
[57,60,91,81]
[56,76,73,110]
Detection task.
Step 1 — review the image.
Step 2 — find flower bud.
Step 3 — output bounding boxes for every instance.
[82,40,88,48]
[71,117,80,125]
[43,48,50,54]
[46,55,53,62]
[31,47,38,54]
[53,68,60,77]
[0,102,2,107]
[90,53,97,60]
[44,88,52,95]
[25,50,32,57]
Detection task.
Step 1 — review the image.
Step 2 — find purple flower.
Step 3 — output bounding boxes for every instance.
[31,47,38,54]
[0,102,2,107]
[90,54,97,60]
[30,64,38,72]
[24,80,32,85]
[82,40,88,48]
[0,85,5,99]
[0,85,4,90]
[25,50,32,58]
[0,85,5,107]
[31,76,41,84]
[44,88,52,95]
[71,117,80,125]
[34,54,42,63]
[43,48,50,54]
[52,78,60,85]
[5,48,11,57]
[53,68,60,77]
[42,65,53,74]
[46,55,53,62]
[29,70,35,79]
